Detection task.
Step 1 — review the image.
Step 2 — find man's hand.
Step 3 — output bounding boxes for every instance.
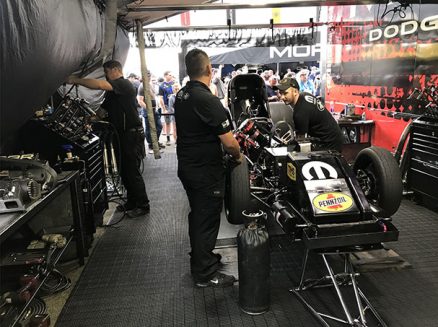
[227,152,244,169]
[219,131,241,159]
[234,152,244,165]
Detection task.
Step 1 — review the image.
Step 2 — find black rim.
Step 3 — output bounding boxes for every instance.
[356,165,379,204]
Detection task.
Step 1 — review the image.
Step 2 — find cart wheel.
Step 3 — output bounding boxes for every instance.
[353,146,403,217]
[224,158,251,224]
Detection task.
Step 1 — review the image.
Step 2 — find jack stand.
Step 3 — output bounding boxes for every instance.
[290,248,388,327]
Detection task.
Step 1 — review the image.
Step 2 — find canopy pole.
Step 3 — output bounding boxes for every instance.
[136,19,161,159]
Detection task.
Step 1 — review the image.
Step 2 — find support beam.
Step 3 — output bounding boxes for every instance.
[142,20,376,32]
[130,1,379,12]
[143,22,325,32]
[136,20,161,159]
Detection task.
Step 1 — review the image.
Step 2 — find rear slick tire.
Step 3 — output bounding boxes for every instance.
[353,146,403,217]
[225,159,251,225]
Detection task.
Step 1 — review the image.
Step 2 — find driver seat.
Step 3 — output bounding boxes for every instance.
[268,102,294,127]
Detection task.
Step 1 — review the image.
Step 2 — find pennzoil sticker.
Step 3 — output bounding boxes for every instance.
[313,192,353,212]
[287,163,296,181]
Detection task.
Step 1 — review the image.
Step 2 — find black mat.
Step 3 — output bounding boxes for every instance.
[56,152,438,327]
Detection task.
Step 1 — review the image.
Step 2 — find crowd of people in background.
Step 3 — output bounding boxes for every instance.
[126,63,321,152]
[260,66,321,102]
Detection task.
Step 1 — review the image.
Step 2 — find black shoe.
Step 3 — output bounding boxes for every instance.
[116,203,135,212]
[126,206,150,218]
[158,142,166,149]
[195,272,236,288]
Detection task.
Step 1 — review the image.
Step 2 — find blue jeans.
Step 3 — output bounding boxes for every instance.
[141,108,162,146]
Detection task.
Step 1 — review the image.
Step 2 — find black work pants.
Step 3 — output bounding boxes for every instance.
[117,129,149,208]
[179,170,224,281]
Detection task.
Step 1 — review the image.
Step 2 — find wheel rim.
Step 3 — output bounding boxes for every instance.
[356,167,379,203]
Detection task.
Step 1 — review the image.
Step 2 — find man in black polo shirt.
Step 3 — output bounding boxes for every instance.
[175,49,242,288]
[276,77,343,152]
[67,60,150,218]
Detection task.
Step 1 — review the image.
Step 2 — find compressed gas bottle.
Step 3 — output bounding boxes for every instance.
[237,221,270,315]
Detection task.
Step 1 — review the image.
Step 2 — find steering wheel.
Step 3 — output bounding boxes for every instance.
[273,120,295,145]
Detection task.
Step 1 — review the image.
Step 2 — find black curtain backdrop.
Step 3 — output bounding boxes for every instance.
[0,0,130,154]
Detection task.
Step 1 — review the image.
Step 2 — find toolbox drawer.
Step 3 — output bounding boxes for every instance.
[407,119,438,200]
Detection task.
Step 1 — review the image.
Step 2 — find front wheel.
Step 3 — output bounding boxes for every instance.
[353,146,403,217]
[224,158,251,224]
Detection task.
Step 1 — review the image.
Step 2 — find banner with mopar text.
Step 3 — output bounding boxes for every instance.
[325,4,438,151]
[210,43,321,65]
[145,28,321,65]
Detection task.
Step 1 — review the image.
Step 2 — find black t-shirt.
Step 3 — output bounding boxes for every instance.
[293,93,343,151]
[138,83,157,108]
[175,80,231,177]
[101,77,142,132]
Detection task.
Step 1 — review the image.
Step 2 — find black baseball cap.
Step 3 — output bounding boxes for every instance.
[274,77,300,92]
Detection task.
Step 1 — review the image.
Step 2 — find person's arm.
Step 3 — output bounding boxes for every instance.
[210,83,218,96]
[137,95,146,108]
[218,64,223,77]
[268,92,279,102]
[219,131,243,163]
[168,95,175,111]
[66,76,113,91]
[136,84,147,109]
[309,80,315,95]
[158,86,167,112]
[197,96,242,162]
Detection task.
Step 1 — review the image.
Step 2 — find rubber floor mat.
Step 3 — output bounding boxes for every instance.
[56,153,438,327]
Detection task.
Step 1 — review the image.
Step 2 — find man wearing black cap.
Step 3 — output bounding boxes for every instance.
[275,77,343,152]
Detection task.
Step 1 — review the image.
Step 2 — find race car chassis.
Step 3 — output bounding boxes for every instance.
[250,150,399,326]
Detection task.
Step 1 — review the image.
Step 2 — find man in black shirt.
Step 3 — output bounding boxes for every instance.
[276,77,343,152]
[67,60,150,218]
[175,49,242,288]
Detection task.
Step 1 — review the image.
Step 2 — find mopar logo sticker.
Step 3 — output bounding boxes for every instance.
[313,192,353,212]
[302,161,338,180]
[287,163,296,181]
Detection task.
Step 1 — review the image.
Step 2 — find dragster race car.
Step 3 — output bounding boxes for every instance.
[224,74,403,326]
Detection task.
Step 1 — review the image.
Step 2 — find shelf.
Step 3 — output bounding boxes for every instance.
[0,235,73,327]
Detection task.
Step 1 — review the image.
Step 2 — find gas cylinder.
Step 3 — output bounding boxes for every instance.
[237,218,270,315]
